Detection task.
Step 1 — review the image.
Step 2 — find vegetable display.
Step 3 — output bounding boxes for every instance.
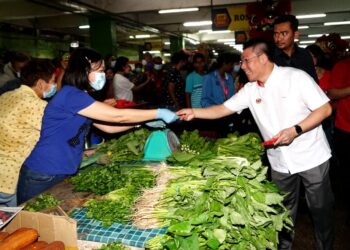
[24,194,60,212]
[97,128,150,162]
[96,242,128,250]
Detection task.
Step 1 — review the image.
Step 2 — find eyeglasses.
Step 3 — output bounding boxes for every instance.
[239,54,261,66]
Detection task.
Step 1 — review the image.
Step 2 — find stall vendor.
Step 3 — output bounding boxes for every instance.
[177,38,334,250]
[17,48,178,205]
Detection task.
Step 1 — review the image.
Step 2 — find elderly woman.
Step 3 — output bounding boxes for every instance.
[17,48,177,204]
[0,59,56,206]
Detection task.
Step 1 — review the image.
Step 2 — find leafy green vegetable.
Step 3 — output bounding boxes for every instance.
[96,242,128,250]
[24,193,60,212]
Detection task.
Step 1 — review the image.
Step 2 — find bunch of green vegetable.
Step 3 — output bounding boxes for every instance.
[145,157,292,250]
[214,132,264,163]
[96,242,128,250]
[24,193,60,212]
[97,128,150,162]
[70,162,155,195]
[167,130,215,166]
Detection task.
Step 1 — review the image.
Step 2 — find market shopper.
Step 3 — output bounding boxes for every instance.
[177,38,334,250]
[0,59,56,206]
[17,48,178,205]
[273,15,318,83]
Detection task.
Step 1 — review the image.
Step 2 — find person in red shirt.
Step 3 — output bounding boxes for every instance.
[328,56,350,225]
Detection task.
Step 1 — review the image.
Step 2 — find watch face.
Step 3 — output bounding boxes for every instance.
[295,125,302,134]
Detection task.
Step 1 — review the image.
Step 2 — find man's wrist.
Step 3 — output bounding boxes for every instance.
[294,125,303,135]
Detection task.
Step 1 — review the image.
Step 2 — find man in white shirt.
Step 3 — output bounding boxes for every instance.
[177,38,334,250]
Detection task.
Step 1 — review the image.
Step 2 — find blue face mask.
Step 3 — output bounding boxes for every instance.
[233,65,241,73]
[90,72,106,91]
[43,83,57,99]
[111,60,116,68]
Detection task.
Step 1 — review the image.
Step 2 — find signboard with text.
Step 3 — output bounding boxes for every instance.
[212,5,249,31]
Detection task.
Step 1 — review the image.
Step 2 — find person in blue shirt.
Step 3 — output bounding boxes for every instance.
[200,53,239,138]
[201,52,237,107]
[185,53,206,108]
[16,48,178,204]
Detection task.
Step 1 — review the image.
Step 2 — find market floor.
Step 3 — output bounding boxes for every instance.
[292,161,350,250]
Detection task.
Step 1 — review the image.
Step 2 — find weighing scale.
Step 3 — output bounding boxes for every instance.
[143,129,180,161]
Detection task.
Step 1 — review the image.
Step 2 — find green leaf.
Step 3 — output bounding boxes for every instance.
[168,221,194,237]
[207,238,220,249]
[229,211,246,225]
[213,229,226,244]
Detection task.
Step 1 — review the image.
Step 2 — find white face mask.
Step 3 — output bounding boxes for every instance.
[90,72,106,91]
[154,64,162,71]
[141,59,147,66]
[233,65,241,73]
[16,72,21,78]
[110,60,116,68]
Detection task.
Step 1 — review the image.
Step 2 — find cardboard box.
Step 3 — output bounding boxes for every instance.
[2,206,78,249]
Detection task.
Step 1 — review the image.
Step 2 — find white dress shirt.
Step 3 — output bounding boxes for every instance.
[224,65,331,174]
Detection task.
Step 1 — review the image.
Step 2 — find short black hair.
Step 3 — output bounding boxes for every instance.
[171,51,188,64]
[243,38,274,62]
[274,15,299,32]
[62,47,103,91]
[217,52,240,68]
[306,44,332,70]
[115,56,129,72]
[193,53,205,63]
[21,59,55,87]
[11,52,30,63]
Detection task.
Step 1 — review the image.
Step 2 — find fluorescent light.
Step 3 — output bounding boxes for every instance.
[135,34,151,39]
[183,21,212,27]
[324,21,350,26]
[159,7,199,14]
[308,34,328,38]
[342,36,350,39]
[296,13,326,19]
[224,42,236,45]
[164,53,171,57]
[143,50,160,54]
[299,40,315,44]
[198,29,231,34]
[232,45,243,52]
[78,25,89,29]
[212,49,216,52]
[299,45,307,48]
[298,25,309,29]
[164,41,170,45]
[218,38,236,42]
[185,37,199,45]
[213,52,218,56]
[70,41,79,48]
[129,35,134,39]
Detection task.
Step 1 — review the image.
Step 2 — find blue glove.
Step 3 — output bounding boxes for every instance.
[145,120,166,128]
[156,109,179,123]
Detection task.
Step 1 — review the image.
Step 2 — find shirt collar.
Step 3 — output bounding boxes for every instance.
[20,85,40,98]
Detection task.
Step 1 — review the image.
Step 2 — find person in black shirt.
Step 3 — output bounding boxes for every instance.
[273,15,318,83]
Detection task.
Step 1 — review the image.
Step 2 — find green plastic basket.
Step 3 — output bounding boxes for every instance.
[143,129,180,161]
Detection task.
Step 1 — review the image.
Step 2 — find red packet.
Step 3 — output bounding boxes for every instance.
[262,138,278,147]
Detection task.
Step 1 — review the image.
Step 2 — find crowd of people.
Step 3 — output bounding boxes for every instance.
[0,13,349,250]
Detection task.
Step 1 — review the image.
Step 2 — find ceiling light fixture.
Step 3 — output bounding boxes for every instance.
[308,33,328,38]
[129,35,134,39]
[183,21,212,27]
[164,53,171,57]
[324,21,350,26]
[164,41,171,45]
[341,36,350,39]
[218,38,236,42]
[198,29,231,34]
[78,25,90,29]
[296,13,326,19]
[299,40,315,44]
[135,34,151,39]
[159,7,199,14]
[143,50,161,54]
[298,25,309,29]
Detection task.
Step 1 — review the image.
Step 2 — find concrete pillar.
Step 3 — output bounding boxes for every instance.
[89,16,117,57]
[170,36,184,54]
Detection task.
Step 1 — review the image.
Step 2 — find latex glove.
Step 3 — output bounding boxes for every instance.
[156,109,179,123]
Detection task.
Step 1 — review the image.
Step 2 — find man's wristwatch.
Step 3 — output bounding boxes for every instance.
[294,125,303,135]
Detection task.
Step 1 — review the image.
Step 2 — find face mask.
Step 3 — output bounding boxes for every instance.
[90,72,106,91]
[135,68,142,73]
[141,59,147,66]
[16,72,21,78]
[154,64,162,71]
[233,65,240,73]
[43,83,57,99]
[110,60,116,68]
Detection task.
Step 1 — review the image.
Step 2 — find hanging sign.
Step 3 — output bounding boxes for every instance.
[212,5,249,31]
